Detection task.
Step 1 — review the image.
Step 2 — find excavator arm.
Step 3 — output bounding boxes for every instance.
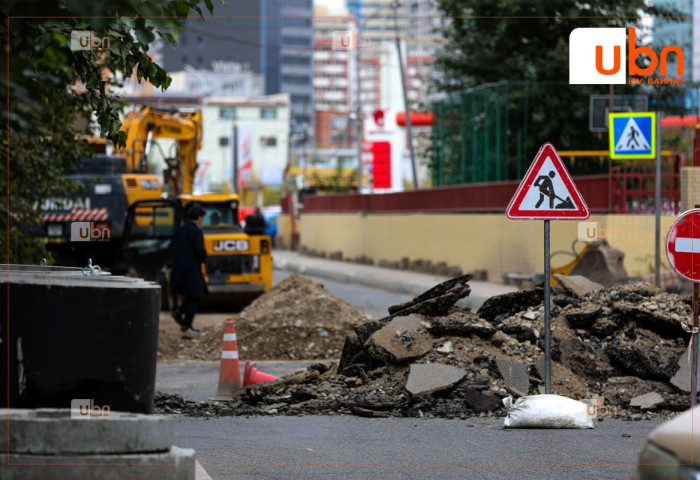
[115,105,202,196]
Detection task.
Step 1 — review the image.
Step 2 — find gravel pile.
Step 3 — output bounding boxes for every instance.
[157,274,372,361]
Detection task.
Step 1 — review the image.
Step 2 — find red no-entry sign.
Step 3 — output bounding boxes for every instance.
[667,209,700,282]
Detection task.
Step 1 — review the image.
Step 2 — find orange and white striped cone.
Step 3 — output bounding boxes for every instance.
[211,318,242,401]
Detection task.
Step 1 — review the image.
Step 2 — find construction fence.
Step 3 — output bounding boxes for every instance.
[429,81,687,187]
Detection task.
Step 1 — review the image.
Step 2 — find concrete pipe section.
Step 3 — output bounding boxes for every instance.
[0,264,160,413]
[0,408,195,480]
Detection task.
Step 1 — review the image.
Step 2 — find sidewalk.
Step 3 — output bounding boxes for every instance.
[272,250,517,310]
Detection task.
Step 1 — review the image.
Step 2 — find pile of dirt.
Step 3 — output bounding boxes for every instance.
[156,273,695,419]
[157,275,372,361]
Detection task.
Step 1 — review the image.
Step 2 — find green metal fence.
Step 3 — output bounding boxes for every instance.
[430,81,607,186]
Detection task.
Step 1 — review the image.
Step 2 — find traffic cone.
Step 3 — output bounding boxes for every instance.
[242,361,279,387]
[211,318,242,401]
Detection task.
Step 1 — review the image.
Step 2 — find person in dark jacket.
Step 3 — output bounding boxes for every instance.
[244,207,267,235]
[170,204,207,332]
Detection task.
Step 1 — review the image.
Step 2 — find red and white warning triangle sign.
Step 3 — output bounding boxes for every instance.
[506,142,590,220]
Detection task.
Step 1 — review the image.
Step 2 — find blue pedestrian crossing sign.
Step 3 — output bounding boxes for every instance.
[608,112,656,160]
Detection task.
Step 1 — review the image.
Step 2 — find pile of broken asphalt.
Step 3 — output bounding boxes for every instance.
[156,274,695,420]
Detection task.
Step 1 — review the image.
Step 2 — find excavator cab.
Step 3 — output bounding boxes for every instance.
[119,199,180,282]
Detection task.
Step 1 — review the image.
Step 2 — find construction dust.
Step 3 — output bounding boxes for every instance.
[156,274,695,420]
[157,274,372,361]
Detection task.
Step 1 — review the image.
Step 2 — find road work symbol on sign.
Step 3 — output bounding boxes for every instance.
[666,209,700,282]
[506,142,590,220]
[608,112,656,159]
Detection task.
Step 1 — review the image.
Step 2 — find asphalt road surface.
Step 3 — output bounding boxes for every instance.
[160,268,661,480]
[176,415,658,480]
[273,269,412,319]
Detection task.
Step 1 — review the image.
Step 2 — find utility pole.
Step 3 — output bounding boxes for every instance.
[232,124,238,193]
[393,0,418,189]
[354,3,363,193]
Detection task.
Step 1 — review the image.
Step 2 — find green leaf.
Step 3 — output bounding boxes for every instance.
[134,26,155,46]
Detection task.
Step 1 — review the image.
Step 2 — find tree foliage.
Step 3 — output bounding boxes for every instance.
[433,1,680,89]
[1,0,217,263]
[430,0,685,177]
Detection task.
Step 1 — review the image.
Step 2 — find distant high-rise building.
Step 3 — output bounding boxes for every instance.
[314,12,353,113]
[161,1,313,133]
[313,3,437,149]
[313,10,356,148]
[346,0,444,52]
[653,0,692,80]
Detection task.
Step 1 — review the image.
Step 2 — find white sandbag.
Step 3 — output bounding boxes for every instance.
[503,394,595,429]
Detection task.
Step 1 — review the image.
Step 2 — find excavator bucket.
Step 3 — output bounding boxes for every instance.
[568,241,628,287]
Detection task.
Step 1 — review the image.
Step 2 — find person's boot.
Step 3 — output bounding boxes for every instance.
[172,308,183,326]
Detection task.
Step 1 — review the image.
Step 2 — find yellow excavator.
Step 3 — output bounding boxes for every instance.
[39,106,272,306]
[115,105,273,306]
[116,105,201,197]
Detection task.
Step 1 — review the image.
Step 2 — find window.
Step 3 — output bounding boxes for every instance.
[282,36,310,46]
[222,82,242,93]
[282,75,310,85]
[283,55,311,66]
[260,107,277,119]
[291,95,310,107]
[220,107,236,120]
[281,18,312,27]
[260,136,277,147]
[219,137,229,147]
[330,117,348,129]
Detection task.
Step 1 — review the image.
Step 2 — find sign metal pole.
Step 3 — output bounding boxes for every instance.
[544,219,552,394]
[694,276,699,408]
[655,113,661,287]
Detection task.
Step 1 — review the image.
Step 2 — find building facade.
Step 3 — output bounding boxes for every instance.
[161,1,313,134]
[653,0,692,80]
[122,63,264,99]
[695,0,700,82]
[201,95,291,193]
[346,0,444,51]
[313,10,356,149]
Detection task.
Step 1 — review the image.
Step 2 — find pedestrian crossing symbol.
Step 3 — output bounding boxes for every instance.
[506,142,590,220]
[608,112,656,159]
